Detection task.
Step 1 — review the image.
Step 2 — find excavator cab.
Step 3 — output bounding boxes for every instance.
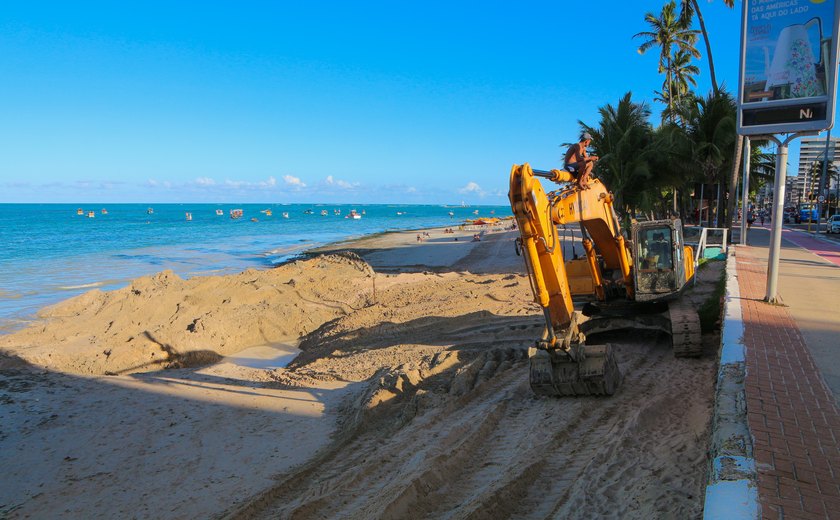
[631,219,690,302]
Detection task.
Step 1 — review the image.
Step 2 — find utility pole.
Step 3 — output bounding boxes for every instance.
[816,130,832,234]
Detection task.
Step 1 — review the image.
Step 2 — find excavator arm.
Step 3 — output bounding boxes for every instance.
[509,163,623,395]
[509,163,634,328]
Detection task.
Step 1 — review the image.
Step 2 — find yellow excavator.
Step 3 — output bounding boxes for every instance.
[509,163,700,397]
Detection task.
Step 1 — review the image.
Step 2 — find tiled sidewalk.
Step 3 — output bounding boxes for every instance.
[736,246,840,519]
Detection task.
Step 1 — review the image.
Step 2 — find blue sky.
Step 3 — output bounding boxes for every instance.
[0,1,809,204]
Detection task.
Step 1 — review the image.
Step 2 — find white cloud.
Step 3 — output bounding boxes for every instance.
[260,176,277,188]
[325,175,357,189]
[147,179,159,187]
[195,177,216,186]
[283,175,306,188]
[459,182,483,194]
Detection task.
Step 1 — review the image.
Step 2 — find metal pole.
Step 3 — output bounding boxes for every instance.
[817,130,831,234]
[766,135,796,303]
[740,137,751,244]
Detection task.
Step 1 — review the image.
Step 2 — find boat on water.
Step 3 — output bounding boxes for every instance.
[282,212,289,218]
[216,209,223,216]
[472,210,479,215]
[147,207,154,215]
[265,209,272,216]
[186,212,192,221]
[396,211,405,215]
[101,208,108,215]
[320,210,328,216]
[361,209,366,215]
[250,217,258,222]
[448,211,454,217]
[346,209,361,220]
[76,208,83,215]
[304,209,313,214]
[334,209,341,215]
[87,211,95,218]
[230,209,244,219]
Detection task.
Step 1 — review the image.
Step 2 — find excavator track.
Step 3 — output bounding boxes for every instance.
[529,343,622,397]
[668,303,702,357]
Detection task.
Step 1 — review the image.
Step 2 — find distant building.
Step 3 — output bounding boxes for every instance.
[795,136,840,203]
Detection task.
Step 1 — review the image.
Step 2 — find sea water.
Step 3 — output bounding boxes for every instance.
[0,203,511,331]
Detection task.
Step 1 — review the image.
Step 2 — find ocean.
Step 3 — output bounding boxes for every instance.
[0,203,512,331]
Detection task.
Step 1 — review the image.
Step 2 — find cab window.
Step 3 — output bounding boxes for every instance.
[638,228,673,270]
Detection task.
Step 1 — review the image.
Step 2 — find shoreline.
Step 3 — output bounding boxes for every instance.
[0,216,512,335]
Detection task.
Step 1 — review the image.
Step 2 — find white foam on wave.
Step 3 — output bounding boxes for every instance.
[58,282,105,290]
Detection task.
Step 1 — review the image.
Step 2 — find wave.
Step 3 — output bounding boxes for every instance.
[58,282,105,290]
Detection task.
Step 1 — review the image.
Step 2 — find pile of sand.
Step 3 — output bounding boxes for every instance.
[0,253,375,375]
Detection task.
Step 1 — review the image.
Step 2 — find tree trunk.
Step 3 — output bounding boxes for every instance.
[725,135,745,233]
[691,0,719,94]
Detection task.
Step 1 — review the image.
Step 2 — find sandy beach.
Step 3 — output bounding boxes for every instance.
[0,222,721,519]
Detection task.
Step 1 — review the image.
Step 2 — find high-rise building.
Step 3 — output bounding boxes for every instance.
[795,136,840,203]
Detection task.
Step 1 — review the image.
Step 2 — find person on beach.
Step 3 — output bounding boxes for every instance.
[564,132,599,189]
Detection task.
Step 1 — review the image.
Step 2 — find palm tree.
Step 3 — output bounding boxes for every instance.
[669,50,700,105]
[580,92,656,217]
[634,1,700,124]
[677,0,743,232]
[684,90,737,225]
[678,0,736,96]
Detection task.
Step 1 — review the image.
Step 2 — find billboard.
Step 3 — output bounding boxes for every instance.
[737,0,840,135]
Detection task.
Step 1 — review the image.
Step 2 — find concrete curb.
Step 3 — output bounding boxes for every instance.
[702,250,760,519]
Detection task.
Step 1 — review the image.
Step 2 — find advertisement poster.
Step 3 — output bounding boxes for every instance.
[743,0,834,104]
[738,0,840,134]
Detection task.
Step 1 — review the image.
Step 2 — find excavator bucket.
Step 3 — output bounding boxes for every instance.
[528,343,621,397]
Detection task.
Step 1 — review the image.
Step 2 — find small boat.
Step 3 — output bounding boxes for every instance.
[147,207,154,215]
[346,209,362,220]
[76,208,83,215]
[216,209,224,216]
[334,209,341,215]
[490,210,495,215]
[321,210,328,216]
[230,209,244,219]
[472,210,479,215]
[101,208,108,215]
[250,217,258,222]
[304,209,313,214]
[448,211,454,217]
[186,212,192,221]
[282,212,289,218]
[396,211,405,215]
[87,211,95,218]
[361,209,366,215]
[265,209,272,216]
